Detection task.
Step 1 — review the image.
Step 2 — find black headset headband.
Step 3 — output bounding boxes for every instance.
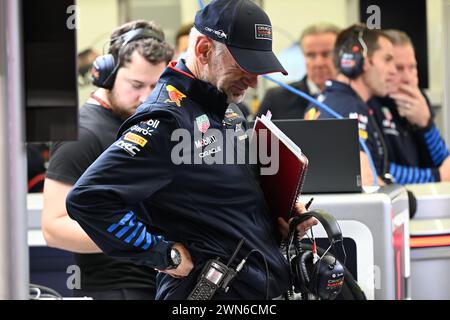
[118,28,164,47]
[289,209,343,245]
[101,28,164,89]
[354,27,367,57]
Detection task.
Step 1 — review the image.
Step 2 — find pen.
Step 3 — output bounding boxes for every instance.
[305,197,314,210]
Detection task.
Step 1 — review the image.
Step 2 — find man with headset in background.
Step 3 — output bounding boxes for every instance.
[305,24,396,186]
[258,23,340,120]
[42,20,174,300]
[368,29,450,184]
[65,0,317,300]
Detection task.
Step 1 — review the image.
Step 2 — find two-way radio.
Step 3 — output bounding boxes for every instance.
[187,238,245,300]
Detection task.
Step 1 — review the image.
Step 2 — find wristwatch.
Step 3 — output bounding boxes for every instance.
[166,247,182,270]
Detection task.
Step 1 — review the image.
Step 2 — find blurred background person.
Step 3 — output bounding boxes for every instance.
[369,29,450,184]
[174,22,193,59]
[42,20,174,300]
[258,23,340,120]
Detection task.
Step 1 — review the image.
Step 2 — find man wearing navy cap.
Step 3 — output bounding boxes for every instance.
[66,0,316,300]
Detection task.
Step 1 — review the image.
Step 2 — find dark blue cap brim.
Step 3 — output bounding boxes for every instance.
[227,46,288,76]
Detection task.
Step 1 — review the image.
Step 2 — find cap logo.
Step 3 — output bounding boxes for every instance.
[255,24,272,40]
[204,27,228,39]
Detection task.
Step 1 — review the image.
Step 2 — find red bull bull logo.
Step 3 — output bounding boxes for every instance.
[165,85,186,107]
[304,108,321,120]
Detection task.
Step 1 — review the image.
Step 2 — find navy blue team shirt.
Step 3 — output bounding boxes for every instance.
[66,60,290,300]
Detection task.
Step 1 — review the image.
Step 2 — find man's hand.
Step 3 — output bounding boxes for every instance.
[389,84,431,128]
[439,156,450,182]
[158,242,194,278]
[278,202,318,239]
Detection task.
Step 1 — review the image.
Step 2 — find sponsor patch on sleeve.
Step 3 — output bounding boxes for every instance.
[115,119,161,157]
[124,132,148,147]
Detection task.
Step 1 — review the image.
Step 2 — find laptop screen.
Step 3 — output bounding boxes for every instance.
[271,119,362,194]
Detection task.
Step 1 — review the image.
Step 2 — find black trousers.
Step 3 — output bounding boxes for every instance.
[73,287,156,300]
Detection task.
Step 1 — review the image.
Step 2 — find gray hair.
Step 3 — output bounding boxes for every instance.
[187,26,227,59]
[383,29,413,47]
[186,26,228,83]
[300,23,341,49]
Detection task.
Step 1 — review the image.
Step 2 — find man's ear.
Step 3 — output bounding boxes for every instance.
[195,36,213,65]
[363,56,371,72]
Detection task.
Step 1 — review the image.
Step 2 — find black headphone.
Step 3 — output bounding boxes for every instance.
[91,28,164,90]
[338,26,368,79]
[288,210,346,300]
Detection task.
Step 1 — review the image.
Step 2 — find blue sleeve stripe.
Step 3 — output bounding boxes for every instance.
[418,169,424,183]
[115,217,136,239]
[133,228,147,247]
[389,163,395,176]
[106,212,164,251]
[434,148,447,165]
[107,212,134,233]
[395,165,403,183]
[399,166,408,184]
[431,142,449,165]
[125,222,143,244]
[424,127,439,144]
[413,167,420,183]
[423,126,435,138]
[390,163,400,182]
[143,234,164,250]
[407,167,414,184]
[425,131,440,146]
[397,166,403,184]
[430,140,444,157]
[392,165,425,185]
[428,134,441,153]
[425,168,431,182]
[142,233,154,250]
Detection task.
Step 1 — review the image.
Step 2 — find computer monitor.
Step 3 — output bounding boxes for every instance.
[272,119,362,193]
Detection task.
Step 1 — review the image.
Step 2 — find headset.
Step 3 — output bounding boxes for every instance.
[91,28,164,90]
[338,26,368,79]
[287,209,346,300]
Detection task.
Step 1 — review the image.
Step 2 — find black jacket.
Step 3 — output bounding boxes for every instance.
[305,80,386,176]
[369,95,447,183]
[257,76,311,119]
[66,60,290,300]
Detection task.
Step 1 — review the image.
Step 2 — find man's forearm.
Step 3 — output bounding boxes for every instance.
[43,215,102,253]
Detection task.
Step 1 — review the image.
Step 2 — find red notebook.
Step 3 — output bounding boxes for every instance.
[252,114,309,221]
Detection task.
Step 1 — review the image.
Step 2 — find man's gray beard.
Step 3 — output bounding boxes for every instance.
[197,68,245,104]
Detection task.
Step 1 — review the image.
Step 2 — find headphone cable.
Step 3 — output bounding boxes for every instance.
[236,249,270,300]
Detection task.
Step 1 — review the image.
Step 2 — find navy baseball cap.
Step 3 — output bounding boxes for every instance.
[194,0,288,75]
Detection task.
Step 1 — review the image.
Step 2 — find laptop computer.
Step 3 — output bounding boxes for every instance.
[270,118,362,193]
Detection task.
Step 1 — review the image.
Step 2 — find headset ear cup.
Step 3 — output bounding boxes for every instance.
[313,255,345,300]
[353,54,365,78]
[297,250,313,294]
[339,49,364,79]
[91,54,116,89]
[309,258,321,296]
